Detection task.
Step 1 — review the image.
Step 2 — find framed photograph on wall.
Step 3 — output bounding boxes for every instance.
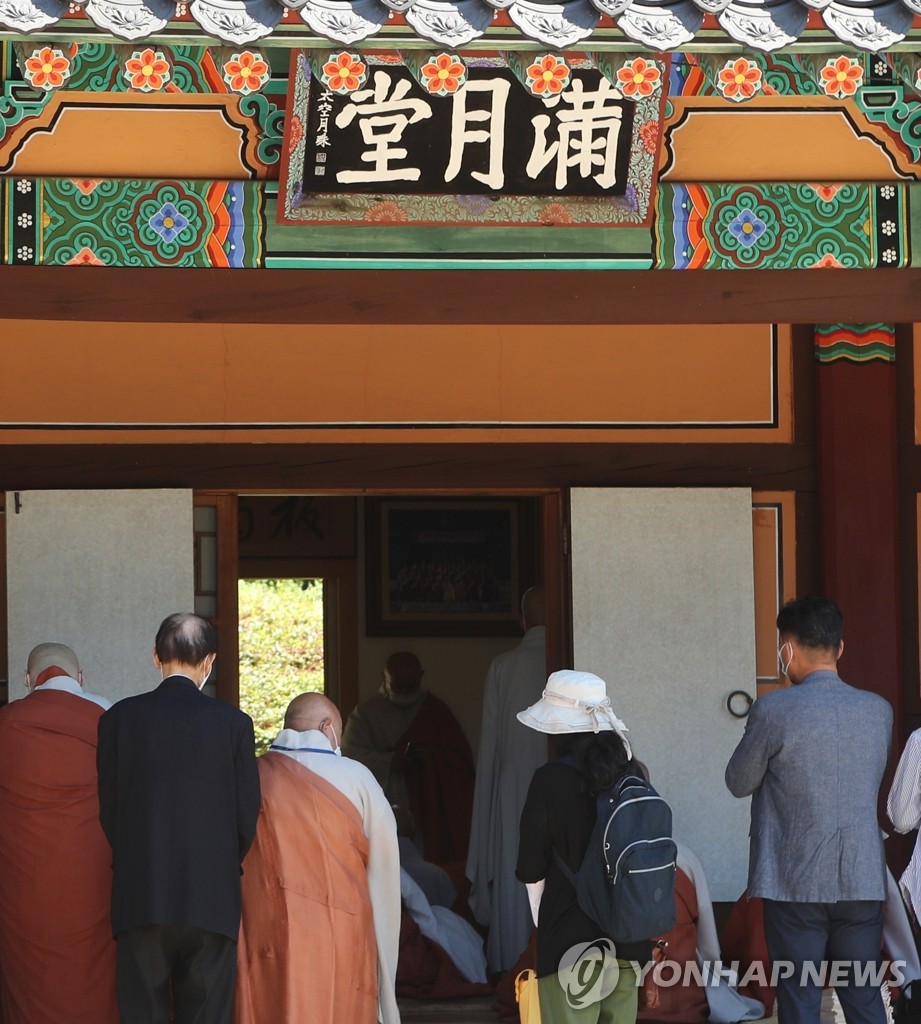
[366,499,537,636]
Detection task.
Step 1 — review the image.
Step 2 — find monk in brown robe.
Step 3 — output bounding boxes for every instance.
[234,751,381,1024]
[637,865,710,1024]
[0,643,117,1024]
[342,651,475,865]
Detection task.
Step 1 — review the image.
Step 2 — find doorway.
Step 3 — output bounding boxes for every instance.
[238,577,324,753]
[194,491,565,730]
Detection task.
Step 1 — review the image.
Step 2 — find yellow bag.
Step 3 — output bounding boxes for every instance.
[515,968,542,1024]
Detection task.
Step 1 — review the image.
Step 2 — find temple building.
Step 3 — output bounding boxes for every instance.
[0,0,918,899]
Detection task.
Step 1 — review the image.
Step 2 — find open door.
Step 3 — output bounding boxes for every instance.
[570,487,756,901]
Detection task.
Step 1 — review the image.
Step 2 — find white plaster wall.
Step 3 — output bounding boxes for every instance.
[571,488,756,902]
[7,489,194,704]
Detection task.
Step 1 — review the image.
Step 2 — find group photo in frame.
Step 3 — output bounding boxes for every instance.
[365,498,538,636]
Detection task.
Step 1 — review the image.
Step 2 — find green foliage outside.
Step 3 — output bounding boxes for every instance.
[238,578,325,754]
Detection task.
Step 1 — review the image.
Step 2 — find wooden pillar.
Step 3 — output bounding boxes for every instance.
[816,325,901,720]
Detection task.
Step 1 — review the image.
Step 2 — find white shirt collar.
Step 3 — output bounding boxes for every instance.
[34,674,111,710]
[272,727,333,752]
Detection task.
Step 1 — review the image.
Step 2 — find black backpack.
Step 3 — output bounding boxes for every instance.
[556,765,678,945]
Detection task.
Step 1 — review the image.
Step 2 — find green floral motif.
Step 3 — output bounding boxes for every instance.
[132,184,204,263]
[710,189,782,267]
[657,183,879,270]
[50,178,126,211]
[35,178,262,267]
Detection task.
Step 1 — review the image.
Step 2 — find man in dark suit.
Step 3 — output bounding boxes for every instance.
[97,613,261,1024]
[726,596,892,1024]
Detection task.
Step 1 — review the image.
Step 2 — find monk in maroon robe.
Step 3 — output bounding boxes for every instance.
[720,894,776,1016]
[342,651,475,865]
[637,867,710,1024]
[0,648,117,1024]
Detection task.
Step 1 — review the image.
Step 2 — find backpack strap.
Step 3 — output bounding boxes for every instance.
[553,772,646,881]
[553,769,618,887]
[554,850,576,885]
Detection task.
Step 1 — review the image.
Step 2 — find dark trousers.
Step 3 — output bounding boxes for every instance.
[762,898,887,1024]
[116,925,237,1024]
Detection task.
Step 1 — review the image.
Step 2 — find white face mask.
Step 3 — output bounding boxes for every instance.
[327,722,342,757]
[777,641,793,678]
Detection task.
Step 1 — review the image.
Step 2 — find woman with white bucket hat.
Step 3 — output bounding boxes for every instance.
[516,670,650,1024]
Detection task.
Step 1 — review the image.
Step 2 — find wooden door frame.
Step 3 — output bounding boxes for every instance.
[238,557,359,715]
[206,489,568,712]
[195,491,240,707]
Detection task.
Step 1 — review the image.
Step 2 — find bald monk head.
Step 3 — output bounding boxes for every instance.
[285,692,343,753]
[521,586,545,630]
[382,651,424,707]
[25,642,84,692]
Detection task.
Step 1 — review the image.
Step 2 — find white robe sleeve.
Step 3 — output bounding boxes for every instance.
[676,842,720,965]
[357,768,403,1024]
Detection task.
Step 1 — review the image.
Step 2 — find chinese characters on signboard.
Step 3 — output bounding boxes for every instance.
[303,66,634,197]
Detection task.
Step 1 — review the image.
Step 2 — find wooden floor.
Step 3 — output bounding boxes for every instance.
[398,997,497,1022]
[396,986,884,1023]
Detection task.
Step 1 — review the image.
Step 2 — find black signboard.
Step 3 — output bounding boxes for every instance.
[302,65,635,198]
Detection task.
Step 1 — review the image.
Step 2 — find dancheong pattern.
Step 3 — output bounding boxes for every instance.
[2,178,918,269]
[655,183,908,271]
[4,178,264,268]
[2,42,286,169]
[814,323,897,363]
[0,42,919,269]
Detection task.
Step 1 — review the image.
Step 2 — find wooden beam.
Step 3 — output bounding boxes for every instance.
[0,442,816,490]
[3,267,921,324]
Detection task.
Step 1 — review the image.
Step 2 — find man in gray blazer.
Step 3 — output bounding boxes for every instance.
[726,596,892,1024]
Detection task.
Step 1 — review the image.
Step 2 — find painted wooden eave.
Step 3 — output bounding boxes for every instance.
[3,0,921,53]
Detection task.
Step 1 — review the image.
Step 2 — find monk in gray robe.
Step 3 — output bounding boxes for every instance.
[466,587,548,973]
